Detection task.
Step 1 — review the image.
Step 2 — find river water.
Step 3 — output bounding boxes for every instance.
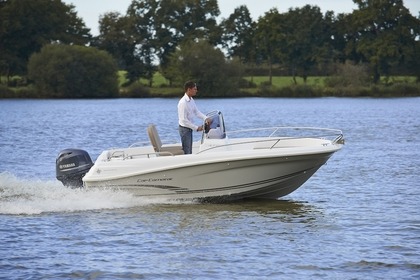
[0,97,419,279]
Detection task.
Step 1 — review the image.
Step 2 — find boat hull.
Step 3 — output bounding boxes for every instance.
[83,151,335,201]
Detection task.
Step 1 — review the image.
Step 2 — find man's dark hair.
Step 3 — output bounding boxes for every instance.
[184,81,197,91]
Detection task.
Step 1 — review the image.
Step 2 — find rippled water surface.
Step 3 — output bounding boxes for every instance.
[1,98,419,279]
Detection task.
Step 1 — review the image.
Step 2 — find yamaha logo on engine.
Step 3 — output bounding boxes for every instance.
[59,163,76,169]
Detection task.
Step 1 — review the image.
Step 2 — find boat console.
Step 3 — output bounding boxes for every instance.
[203,110,226,140]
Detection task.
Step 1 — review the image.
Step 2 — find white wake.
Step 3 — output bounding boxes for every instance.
[0,172,183,215]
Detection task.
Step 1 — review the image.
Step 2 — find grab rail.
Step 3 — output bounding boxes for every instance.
[227,127,343,143]
[333,134,345,145]
[195,138,281,154]
[129,141,151,148]
[197,126,344,154]
[227,126,343,138]
[123,151,178,159]
[107,149,178,161]
[108,126,344,158]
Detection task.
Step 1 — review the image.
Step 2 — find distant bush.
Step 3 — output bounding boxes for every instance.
[0,84,13,98]
[120,82,150,98]
[238,78,257,88]
[257,84,323,97]
[319,83,420,97]
[387,83,420,96]
[28,44,119,98]
[367,83,420,97]
[0,84,38,98]
[165,40,244,97]
[325,62,370,88]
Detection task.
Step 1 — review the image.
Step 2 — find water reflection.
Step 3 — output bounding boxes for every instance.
[146,198,314,214]
[135,198,323,226]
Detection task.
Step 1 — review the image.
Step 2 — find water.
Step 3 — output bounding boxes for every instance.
[1,98,419,279]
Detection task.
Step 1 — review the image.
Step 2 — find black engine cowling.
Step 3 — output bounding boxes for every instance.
[56,148,93,188]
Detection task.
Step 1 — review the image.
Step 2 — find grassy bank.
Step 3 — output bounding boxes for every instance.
[1,73,419,98]
[134,74,420,98]
[139,72,419,97]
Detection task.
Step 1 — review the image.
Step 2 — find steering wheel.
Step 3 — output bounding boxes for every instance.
[204,121,210,133]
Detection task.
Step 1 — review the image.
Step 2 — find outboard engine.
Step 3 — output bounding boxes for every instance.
[56,148,93,188]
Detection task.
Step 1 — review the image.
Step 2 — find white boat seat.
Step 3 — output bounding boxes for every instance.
[147,124,184,156]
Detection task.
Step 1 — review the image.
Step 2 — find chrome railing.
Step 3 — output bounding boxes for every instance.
[197,127,344,154]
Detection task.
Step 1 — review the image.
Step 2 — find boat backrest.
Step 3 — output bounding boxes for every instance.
[147,124,162,152]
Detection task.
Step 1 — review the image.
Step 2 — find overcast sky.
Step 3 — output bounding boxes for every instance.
[62,0,420,36]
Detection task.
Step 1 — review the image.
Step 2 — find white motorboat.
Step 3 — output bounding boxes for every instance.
[56,111,344,201]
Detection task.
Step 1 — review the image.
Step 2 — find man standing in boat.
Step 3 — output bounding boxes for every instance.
[178,81,209,154]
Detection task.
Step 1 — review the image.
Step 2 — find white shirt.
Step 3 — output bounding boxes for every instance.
[178,93,207,131]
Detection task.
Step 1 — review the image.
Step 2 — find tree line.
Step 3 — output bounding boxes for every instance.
[0,0,419,98]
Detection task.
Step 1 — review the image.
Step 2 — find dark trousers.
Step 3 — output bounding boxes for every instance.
[179,125,193,154]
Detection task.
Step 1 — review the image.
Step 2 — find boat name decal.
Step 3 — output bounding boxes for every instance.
[137,177,173,183]
[60,163,76,169]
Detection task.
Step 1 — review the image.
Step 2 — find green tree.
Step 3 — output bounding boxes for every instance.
[96,0,222,86]
[125,0,159,85]
[28,44,118,98]
[0,0,91,81]
[95,11,147,85]
[410,39,420,81]
[166,40,244,97]
[351,0,420,83]
[279,5,331,83]
[155,0,222,80]
[155,0,221,53]
[254,9,283,85]
[95,12,131,69]
[220,5,255,63]
[329,12,363,64]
